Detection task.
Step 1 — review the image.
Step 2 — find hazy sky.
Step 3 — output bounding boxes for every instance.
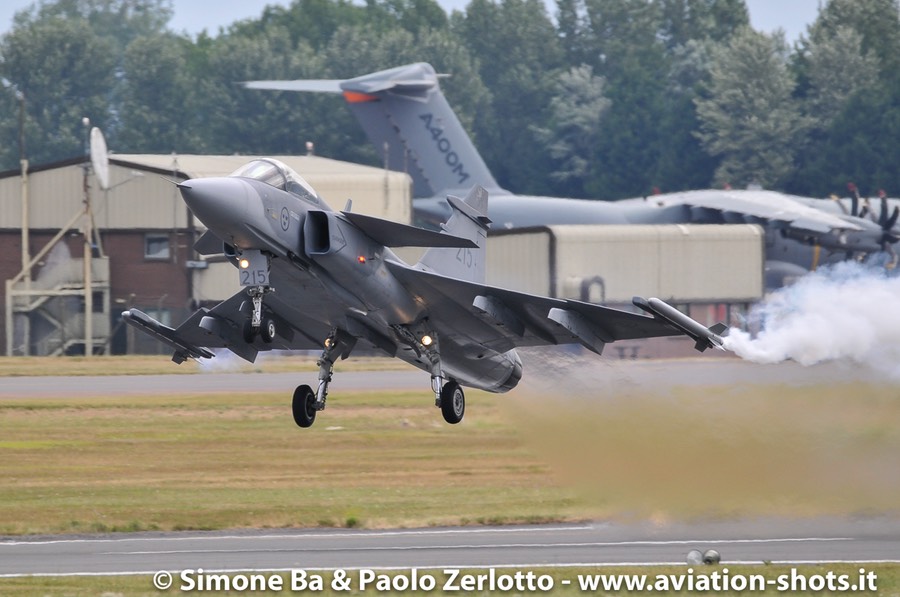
[1,0,822,42]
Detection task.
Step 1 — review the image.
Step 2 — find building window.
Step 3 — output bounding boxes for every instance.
[144,234,170,260]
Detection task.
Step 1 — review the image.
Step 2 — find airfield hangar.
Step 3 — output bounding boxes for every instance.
[0,154,762,358]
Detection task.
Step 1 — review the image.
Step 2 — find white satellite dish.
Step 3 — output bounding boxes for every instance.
[90,127,110,190]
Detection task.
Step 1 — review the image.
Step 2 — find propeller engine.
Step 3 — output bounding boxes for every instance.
[845,182,899,267]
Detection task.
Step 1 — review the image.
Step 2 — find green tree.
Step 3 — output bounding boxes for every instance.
[0,17,116,167]
[12,0,173,53]
[576,0,670,198]
[578,0,747,196]
[658,0,748,49]
[533,65,610,196]
[370,0,449,33]
[231,0,369,50]
[654,39,719,192]
[556,0,588,64]
[792,83,900,197]
[805,26,879,126]
[192,26,323,156]
[117,33,201,153]
[233,0,447,51]
[806,0,900,75]
[789,36,896,195]
[452,0,564,194]
[695,28,810,188]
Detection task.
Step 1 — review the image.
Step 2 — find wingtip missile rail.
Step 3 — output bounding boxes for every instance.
[122,309,215,363]
[632,297,727,352]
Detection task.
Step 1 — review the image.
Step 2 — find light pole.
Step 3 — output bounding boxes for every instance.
[82,116,93,357]
[2,79,30,353]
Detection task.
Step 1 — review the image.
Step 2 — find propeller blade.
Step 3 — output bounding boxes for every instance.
[864,198,878,223]
[830,194,848,215]
[880,195,889,226]
[848,182,860,216]
[887,206,900,232]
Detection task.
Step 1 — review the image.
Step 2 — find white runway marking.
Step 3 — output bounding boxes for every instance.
[110,537,854,556]
[0,525,593,546]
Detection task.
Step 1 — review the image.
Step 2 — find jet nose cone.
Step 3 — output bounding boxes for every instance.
[179,177,251,232]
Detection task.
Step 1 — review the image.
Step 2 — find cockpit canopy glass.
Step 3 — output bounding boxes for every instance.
[229,158,319,202]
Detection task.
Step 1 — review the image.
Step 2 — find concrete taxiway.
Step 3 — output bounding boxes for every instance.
[1,518,898,577]
[0,354,877,400]
[0,369,425,398]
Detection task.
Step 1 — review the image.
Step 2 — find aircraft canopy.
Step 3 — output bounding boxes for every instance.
[230,158,318,201]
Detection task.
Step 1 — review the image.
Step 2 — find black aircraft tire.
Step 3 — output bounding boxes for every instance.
[261,318,276,343]
[292,384,317,428]
[242,319,256,343]
[703,549,721,565]
[440,380,465,425]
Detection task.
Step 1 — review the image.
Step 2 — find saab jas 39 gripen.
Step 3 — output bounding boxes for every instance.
[124,158,725,427]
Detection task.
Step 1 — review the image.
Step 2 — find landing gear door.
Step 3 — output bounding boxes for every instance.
[238,250,269,287]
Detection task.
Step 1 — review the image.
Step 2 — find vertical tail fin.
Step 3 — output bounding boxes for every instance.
[243,63,503,198]
[416,186,491,283]
[340,64,501,198]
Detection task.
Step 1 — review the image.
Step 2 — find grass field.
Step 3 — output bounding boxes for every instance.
[1,356,898,595]
[0,564,897,596]
[1,373,898,533]
[0,388,586,534]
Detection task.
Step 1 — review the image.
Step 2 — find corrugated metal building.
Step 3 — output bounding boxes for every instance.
[485,224,763,303]
[0,154,411,355]
[486,225,764,357]
[395,224,763,302]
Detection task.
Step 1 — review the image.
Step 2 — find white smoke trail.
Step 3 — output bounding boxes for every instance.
[198,348,258,372]
[724,261,900,378]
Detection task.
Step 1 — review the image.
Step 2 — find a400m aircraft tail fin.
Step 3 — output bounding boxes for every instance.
[416,185,491,284]
[243,63,504,199]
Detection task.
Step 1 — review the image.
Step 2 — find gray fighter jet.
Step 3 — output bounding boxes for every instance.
[123,158,725,427]
[245,63,894,286]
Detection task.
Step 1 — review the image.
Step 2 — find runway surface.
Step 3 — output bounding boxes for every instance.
[0,354,878,399]
[2,518,899,577]
[0,369,426,398]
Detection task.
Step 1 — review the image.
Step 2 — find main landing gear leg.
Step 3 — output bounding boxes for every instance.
[292,329,356,428]
[419,330,464,425]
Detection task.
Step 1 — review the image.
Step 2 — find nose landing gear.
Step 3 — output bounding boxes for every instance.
[237,250,277,344]
[241,286,277,344]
